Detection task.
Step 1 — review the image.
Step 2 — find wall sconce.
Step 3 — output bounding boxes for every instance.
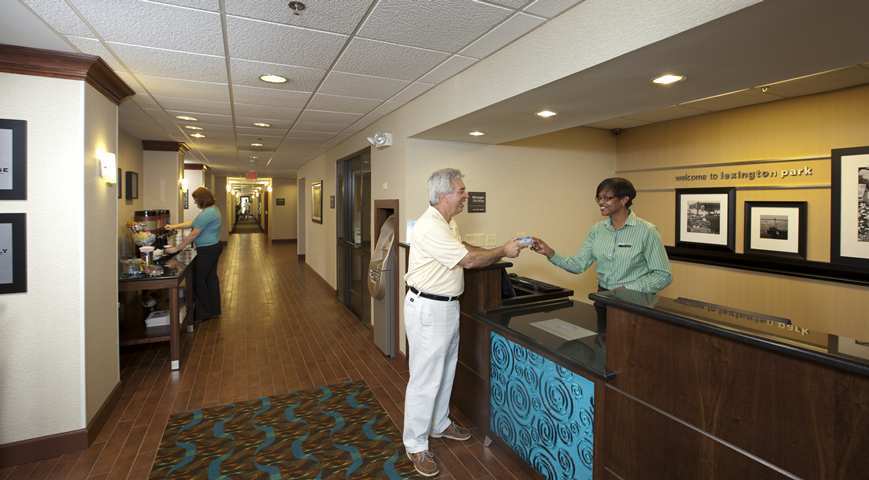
[98,150,117,184]
[267,185,273,193]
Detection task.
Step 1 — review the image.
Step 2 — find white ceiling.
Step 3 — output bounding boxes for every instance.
[414,0,869,144]
[11,0,587,175]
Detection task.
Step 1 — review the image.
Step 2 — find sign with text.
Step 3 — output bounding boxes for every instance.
[0,128,11,190]
[246,170,257,180]
[627,159,830,190]
[468,191,486,213]
[0,119,26,200]
[276,197,285,206]
[0,213,26,293]
[0,223,12,284]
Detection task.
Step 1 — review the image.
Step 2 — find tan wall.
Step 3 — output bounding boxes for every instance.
[214,176,229,242]
[271,178,298,241]
[298,160,337,288]
[83,84,120,423]
[0,73,85,443]
[616,85,869,339]
[182,168,204,223]
[117,129,143,257]
[142,150,181,224]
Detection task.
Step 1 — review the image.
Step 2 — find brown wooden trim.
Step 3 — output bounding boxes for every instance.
[271,238,298,243]
[0,428,87,467]
[183,163,206,170]
[0,44,134,104]
[86,381,122,444]
[143,140,188,152]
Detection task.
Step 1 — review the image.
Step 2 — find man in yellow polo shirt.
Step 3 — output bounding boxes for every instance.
[403,168,524,477]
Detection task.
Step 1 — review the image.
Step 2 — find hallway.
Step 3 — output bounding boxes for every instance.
[0,234,534,480]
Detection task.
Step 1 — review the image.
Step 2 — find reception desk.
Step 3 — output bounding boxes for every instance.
[457,266,869,479]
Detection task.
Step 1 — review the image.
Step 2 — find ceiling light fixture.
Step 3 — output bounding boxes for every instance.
[536,110,557,118]
[259,74,288,84]
[251,143,264,147]
[652,73,685,85]
[288,1,306,15]
[469,131,485,137]
[253,122,271,128]
[184,125,203,130]
[190,133,206,139]
[176,115,198,121]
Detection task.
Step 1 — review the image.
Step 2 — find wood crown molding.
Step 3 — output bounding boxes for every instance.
[183,163,206,170]
[142,140,189,152]
[0,44,134,104]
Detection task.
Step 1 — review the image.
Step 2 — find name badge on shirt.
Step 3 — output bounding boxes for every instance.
[617,243,632,248]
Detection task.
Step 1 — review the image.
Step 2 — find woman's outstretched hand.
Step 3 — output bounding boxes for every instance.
[531,237,554,258]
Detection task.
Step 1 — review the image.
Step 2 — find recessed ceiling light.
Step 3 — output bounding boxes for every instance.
[652,73,685,85]
[250,155,258,159]
[190,133,206,139]
[176,115,198,121]
[251,143,264,147]
[259,74,288,84]
[184,125,203,130]
[253,122,272,128]
[469,131,485,136]
[536,110,557,118]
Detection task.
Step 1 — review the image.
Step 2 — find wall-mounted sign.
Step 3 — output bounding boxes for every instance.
[468,191,486,213]
[0,213,26,294]
[330,195,335,209]
[276,197,285,206]
[246,170,257,180]
[0,119,27,200]
[831,146,869,269]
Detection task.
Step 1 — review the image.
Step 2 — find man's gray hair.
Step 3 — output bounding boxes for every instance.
[427,168,464,205]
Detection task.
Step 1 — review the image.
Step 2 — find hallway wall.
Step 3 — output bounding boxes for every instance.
[117,129,142,257]
[182,168,204,223]
[271,178,298,241]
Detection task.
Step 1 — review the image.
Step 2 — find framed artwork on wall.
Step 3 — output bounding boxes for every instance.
[125,171,138,200]
[675,187,736,251]
[0,119,27,200]
[744,201,807,259]
[831,146,869,268]
[117,168,122,198]
[311,180,323,224]
[0,213,27,294]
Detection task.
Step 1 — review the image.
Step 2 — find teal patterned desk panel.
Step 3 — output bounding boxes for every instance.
[490,332,595,480]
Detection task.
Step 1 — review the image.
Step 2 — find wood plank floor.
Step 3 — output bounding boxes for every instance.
[0,233,535,480]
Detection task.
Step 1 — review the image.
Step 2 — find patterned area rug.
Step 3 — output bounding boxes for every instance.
[150,381,419,479]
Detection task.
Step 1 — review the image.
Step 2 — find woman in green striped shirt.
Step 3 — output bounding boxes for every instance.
[532,177,672,294]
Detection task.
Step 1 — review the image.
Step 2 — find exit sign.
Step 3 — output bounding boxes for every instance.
[246,170,257,180]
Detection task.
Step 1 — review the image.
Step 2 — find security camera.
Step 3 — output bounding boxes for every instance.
[366,132,393,148]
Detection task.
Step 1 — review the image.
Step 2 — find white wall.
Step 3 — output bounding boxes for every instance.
[142,150,181,224]
[270,178,298,241]
[297,161,336,287]
[0,73,86,444]
[182,168,204,223]
[83,85,120,423]
[117,129,143,258]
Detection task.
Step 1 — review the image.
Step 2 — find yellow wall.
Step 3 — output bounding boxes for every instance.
[617,85,869,339]
[117,129,143,257]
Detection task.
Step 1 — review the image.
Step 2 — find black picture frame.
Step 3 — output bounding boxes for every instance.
[0,119,27,200]
[311,180,323,224]
[0,213,27,294]
[675,187,736,251]
[117,168,122,199]
[831,146,869,269]
[125,171,138,200]
[744,201,807,260]
[276,197,285,206]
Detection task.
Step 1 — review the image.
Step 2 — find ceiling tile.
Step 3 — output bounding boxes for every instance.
[234,103,302,121]
[459,12,544,59]
[358,0,513,53]
[226,15,346,69]
[292,120,345,133]
[157,95,231,115]
[225,0,374,35]
[167,110,234,125]
[67,0,224,55]
[679,88,781,112]
[486,0,534,8]
[151,0,219,11]
[286,130,337,142]
[187,123,237,135]
[388,82,435,106]
[121,121,173,140]
[138,75,229,102]
[523,0,585,18]
[418,55,477,83]
[116,71,145,93]
[334,38,449,81]
[235,126,288,136]
[108,43,226,83]
[308,94,381,114]
[131,94,160,109]
[298,109,362,127]
[232,85,311,108]
[22,0,93,37]
[65,36,127,73]
[236,116,293,129]
[318,71,409,100]
[230,58,325,92]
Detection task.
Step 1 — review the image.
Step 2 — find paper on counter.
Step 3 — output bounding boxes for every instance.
[531,319,596,341]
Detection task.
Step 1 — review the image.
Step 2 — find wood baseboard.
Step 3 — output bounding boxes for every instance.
[271,238,297,243]
[0,381,121,467]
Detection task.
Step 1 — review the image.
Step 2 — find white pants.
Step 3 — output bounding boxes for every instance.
[402,291,460,454]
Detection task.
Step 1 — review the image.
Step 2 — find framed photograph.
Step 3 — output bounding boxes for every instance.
[831,146,869,268]
[744,201,807,259]
[311,180,323,224]
[275,197,285,206]
[0,213,26,294]
[675,187,736,251]
[0,119,27,200]
[117,168,122,199]
[125,171,138,200]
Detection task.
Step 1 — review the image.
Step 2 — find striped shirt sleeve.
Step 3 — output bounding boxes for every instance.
[623,226,672,293]
[549,228,596,274]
